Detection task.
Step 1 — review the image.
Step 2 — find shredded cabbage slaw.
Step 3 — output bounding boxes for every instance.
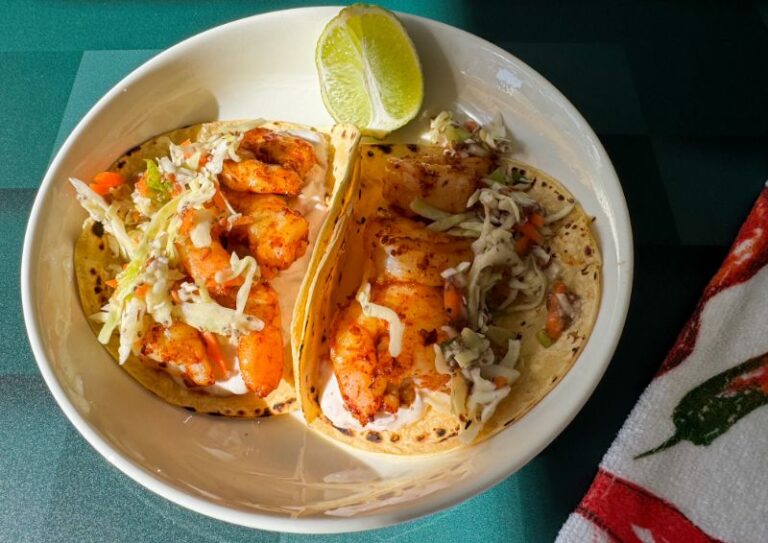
[70,129,265,365]
[419,111,577,441]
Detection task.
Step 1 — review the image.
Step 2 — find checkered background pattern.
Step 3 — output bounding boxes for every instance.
[2,1,766,541]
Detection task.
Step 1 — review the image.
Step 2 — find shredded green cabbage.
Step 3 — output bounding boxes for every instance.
[356,283,404,358]
[70,178,136,259]
[177,301,263,336]
[144,159,171,198]
[427,212,474,232]
[96,193,184,343]
[410,198,450,221]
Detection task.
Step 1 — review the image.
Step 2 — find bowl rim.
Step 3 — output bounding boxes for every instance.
[21,6,633,534]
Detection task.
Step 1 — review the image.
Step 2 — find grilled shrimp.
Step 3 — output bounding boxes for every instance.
[224,189,309,273]
[382,156,491,215]
[366,217,473,286]
[219,128,317,195]
[220,160,304,196]
[175,209,241,295]
[214,283,284,398]
[240,127,317,178]
[330,282,451,425]
[141,321,215,387]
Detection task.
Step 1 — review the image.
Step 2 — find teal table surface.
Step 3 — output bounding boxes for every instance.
[3,1,767,541]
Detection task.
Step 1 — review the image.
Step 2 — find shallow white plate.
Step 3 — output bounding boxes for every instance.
[21,7,632,534]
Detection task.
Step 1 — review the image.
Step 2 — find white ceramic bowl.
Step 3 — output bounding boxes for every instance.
[21,7,632,534]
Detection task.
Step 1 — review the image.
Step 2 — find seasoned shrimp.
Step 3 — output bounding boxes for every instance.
[214,283,284,398]
[224,190,309,273]
[382,156,490,215]
[240,127,317,178]
[330,282,450,425]
[141,321,215,387]
[220,160,304,196]
[175,209,241,294]
[366,217,473,286]
[219,128,317,195]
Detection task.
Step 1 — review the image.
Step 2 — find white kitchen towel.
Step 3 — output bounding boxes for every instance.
[557,186,768,543]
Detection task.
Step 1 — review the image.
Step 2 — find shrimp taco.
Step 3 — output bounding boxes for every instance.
[297,112,601,453]
[72,119,359,417]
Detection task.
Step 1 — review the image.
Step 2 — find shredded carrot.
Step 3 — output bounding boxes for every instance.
[493,376,508,389]
[170,289,181,304]
[94,171,124,187]
[199,153,210,167]
[179,209,196,235]
[136,174,150,197]
[529,212,545,228]
[545,281,569,340]
[516,222,543,244]
[443,282,464,322]
[202,332,229,379]
[89,171,125,196]
[546,310,564,341]
[515,235,531,256]
[172,182,183,196]
[134,284,149,298]
[105,278,118,288]
[212,189,228,212]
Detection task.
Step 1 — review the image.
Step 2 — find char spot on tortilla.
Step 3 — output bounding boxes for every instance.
[237,410,245,416]
[334,425,353,436]
[390,433,401,442]
[435,428,446,438]
[276,398,296,412]
[376,144,393,154]
[91,221,104,237]
[125,144,141,157]
[208,412,224,417]
[366,431,382,443]
[184,406,196,412]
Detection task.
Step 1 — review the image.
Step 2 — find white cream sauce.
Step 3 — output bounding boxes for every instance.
[270,128,330,350]
[320,372,426,432]
[201,336,249,396]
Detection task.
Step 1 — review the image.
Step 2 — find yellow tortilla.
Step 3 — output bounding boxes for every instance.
[74,121,359,417]
[297,143,601,452]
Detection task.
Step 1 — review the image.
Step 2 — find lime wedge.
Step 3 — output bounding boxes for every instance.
[316,4,423,137]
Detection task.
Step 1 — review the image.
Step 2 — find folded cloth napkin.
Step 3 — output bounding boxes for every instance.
[557,186,768,543]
